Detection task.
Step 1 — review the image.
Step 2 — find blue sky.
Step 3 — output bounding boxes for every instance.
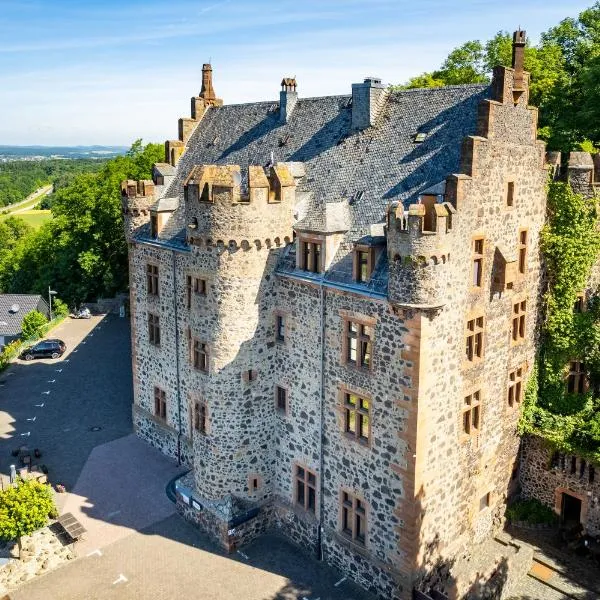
[0,0,592,146]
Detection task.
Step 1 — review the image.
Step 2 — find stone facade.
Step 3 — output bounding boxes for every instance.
[123,33,551,600]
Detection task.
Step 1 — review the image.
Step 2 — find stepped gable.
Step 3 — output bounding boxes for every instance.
[155,84,489,245]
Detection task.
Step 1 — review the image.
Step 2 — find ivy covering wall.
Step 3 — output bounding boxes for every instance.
[520,181,600,462]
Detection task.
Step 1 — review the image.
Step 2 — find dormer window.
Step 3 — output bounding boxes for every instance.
[354,246,374,283]
[414,132,427,143]
[299,238,322,274]
[150,215,158,238]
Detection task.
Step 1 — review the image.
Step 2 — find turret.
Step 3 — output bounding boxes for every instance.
[183,163,296,249]
[386,200,454,307]
[120,179,155,241]
[568,152,597,196]
[491,29,530,108]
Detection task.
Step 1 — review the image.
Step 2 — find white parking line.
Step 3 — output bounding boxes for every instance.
[20,432,31,437]
[55,369,63,373]
[87,549,103,557]
[112,574,128,585]
[34,403,44,408]
[106,510,121,519]
[26,416,37,422]
[334,577,346,587]
[47,379,56,383]
[42,391,50,395]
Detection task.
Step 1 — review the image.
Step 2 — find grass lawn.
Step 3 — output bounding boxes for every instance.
[0,209,52,229]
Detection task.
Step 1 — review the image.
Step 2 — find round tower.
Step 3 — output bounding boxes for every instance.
[120,180,155,242]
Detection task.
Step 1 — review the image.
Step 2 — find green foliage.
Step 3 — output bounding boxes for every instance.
[52,298,68,318]
[520,182,600,462]
[393,3,600,151]
[505,498,558,525]
[0,140,163,305]
[21,310,48,341]
[0,479,57,541]
[0,341,21,371]
[0,159,107,208]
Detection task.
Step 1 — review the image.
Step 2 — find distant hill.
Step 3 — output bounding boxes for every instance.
[0,145,128,162]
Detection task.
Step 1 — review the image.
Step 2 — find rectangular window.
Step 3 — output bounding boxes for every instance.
[574,294,585,313]
[150,215,158,238]
[344,392,370,443]
[508,366,524,407]
[462,391,481,437]
[193,340,209,372]
[512,300,526,343]
[300,240,323,274]
[345,320,373,370]
[295,465,317,514]
[148,313,160,346]
[276,314,285,342]
[479,492,491,511]
[194,278,207,296]
[518,230,528,275]
[567,361,586,394]
[506,181,515,207]
[341,491,367,546]
[465,315,484,362]
[154,387,166,420]
[472,237,484,288]
[355,248,373,283]
[186,275,192,309]
[276,386,287,413]
[194,401,207,434]
[147,264,159,296]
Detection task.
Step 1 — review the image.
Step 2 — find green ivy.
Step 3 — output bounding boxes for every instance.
[520,181,600,462]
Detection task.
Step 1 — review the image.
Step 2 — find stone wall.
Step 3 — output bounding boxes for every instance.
[520,436,600,534]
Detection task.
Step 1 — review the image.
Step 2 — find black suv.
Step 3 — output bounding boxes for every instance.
[21,339,66,361]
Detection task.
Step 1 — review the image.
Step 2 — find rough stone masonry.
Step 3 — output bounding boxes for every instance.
[122,31,554,600]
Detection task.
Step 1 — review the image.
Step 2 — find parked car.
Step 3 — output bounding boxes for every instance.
[21,339,66,360]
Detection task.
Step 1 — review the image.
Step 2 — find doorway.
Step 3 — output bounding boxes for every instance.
[561,492,582,526]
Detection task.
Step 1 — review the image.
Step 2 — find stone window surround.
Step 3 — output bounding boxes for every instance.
[471,234,485,290]
[146,263,159,296]
[554,487,589,524]
[247,473,263,495]
[275,384,290,416]
[339,488,369,548]
[192,399,208,435]
[293,462,318,516]
[242,369,258,384]
[461,388,481,442]
[574,292,586,313]
[190,335,210,373]
[511,298,527,345]
[507,363,527,409]
[463,310,485,367]
[478,490,492,512]
[353,244,376,283]
[566,360,588,394]
[518,228,528,276]
[505,179,516,208]
[153,386,167,421]
[337,384,372,448]
[339,310,376,373]
[185,273,210,309]
[148,312,161,347]
[274,310,288,345]
[297,233,324,273]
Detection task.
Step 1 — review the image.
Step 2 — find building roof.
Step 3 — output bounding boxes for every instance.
[152,84,487,246]
[0,294,48,336]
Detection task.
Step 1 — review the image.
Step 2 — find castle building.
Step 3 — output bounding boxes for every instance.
[123,33,550,599]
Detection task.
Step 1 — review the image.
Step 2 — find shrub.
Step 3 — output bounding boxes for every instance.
[0,341,20,371]
[21,309,48,340]
[0,479,57,541]
[505,498,557,525]
[51,298,68,318]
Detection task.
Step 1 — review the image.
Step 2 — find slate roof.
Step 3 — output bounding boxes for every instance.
[0,294,48,337]
[144,83,489,288]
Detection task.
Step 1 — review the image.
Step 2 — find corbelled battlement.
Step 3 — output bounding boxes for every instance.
[568,151,600,196]
[184,162,298,249]
[120,179,156,241]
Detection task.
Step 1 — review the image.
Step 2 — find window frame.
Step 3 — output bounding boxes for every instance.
[464,314,484,363]
[148,312,161,346]
[275,385,288,414]
[507,365,524,408]
[472,236,485,289]
[275,313,286,343]
[353,245,375,283]
[294,464,317,515]
[343,318,374,371]
[518,229,528,276]
[340,489,367,547]
[192,339,209,372]
[567,360,587,394]
[146,263,159,296]
[193,401,208,434]
[462,390,481,439]
[154,386,166,421]
[511,299,527,344]
[298,236,323,274]
[343,391,370,445]
[506,181,515,207]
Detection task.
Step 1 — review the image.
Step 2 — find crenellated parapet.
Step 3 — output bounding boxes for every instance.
[568,152,600,197]
[121,179,156,241]
[386,201,454,307]
[184,162,297,251]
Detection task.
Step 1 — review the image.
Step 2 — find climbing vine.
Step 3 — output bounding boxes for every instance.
[520,181,600,462]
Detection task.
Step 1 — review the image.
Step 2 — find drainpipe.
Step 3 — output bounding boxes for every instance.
[172,249,183,466]
[317,280,326,561]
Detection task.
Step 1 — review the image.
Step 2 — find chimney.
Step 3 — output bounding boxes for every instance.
[512,29,526,103]
[280,77,298,124]
[200,63,216,101]
[351,77,386,130]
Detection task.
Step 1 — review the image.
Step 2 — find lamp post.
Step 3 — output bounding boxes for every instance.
[48,287,57,320]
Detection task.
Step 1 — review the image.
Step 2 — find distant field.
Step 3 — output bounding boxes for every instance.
[0,209,51,228]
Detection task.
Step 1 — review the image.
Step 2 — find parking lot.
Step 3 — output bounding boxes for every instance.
[0,315,374,600]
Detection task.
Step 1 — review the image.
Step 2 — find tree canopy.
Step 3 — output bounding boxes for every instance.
[395,2,600,152]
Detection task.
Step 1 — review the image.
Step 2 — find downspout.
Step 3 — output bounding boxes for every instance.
[317,280,325,560]
[172,249,183,466]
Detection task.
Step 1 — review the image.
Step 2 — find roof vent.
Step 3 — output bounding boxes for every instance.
[9,304,20,314]
[414,132,427,143]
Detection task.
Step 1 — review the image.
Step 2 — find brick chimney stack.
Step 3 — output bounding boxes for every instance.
[512,29,526,102]
[200,63,217,101]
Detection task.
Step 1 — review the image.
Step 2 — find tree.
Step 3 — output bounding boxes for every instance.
[21,310,48,340]
[52,298,69,318]
[0,479,57,543]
